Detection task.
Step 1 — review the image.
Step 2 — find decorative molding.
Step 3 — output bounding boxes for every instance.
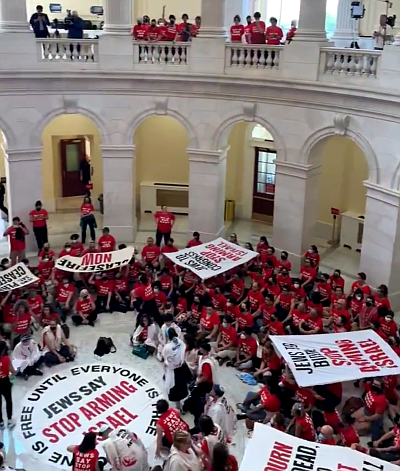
[154,97,168,115]
[101,145,135,158]
[333,114,350,135]
[6,148,42,162]
[364,181,400,208]
[63,95,79,114]
[187,148,228,164]
[274,160,321,179]
[243,103,257,122]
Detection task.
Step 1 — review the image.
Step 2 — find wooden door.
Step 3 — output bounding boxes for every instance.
[60,138,86,197]
[252,147,276,221]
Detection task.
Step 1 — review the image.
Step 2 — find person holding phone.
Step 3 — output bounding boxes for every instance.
[29,5,50,38]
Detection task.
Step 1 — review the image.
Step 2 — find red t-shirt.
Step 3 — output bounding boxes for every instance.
[73,446,99,471]
[278,293,293,311]
[133,24,149,40]
[250,21,266,44]
[292,309,308,327]
[29,209,48,228]
[76,297,94,316]
[260,303,276,326]
[266,25,283,44]
[157,24,167,40]
[269,320,285,335]
[71,243,84,257]
[15,313,31,334]
[230,279,244,300]
[95,279,114,296]
[42,311,59,326]
[157,408,188,444]
[330,275,345,291]
[57,283,75,303]
[260,387,280,411]
[323,409,342,432]
[317,282,332,300]
[230,24,244,41]
[383,375,399,403]
[147,26,161,41]
[143,283,154,301]
[27,294,43,316]
[164,24,178,41]
[161,245,178,269]
[340,425,360,447]
[295,413,315,441]
[378,317,397,339]
[295,388,315,410]
[374,295,391,310]
[220,325,237,346]
[142,245,160,263]
[6,226,26,251]
[98,235,116,252]
[154,291,167,309]
[200,310,220,331]
[237,311,254,330]
[81,203,94,216]
[176,297,187,314]
[159,274,173,292]
[248,289,264,311]
[351,281,371,296]
[187,238,202,248]
[115,276,128,293]
[364,391,387,415]
[155,211,175,233]
[244,24,252,43]
[209,289,227,311]
[238,336,257,357]
[0,356,10,379]
[304,315,323,333]
[331,308,351,331]
[38,260,54,280]
[300,266,317,283]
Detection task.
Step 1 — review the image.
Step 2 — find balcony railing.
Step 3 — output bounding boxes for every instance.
[320,47,381,78]
[133,41,190,66]
[225,44,283,74]
[37,39,99,62]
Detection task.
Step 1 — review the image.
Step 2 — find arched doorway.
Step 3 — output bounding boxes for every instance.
[41,114,103,213]
[134,116,189,242]
[225,122,277,223]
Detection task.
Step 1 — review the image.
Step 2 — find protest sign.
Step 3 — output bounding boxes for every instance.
[55,247,134,273]
[240,423,398,471]
[270,330,400,387]
[0,262,38,292]
[164,237,258,280]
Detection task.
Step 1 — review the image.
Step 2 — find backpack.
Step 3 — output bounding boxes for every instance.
[94,337,116,357]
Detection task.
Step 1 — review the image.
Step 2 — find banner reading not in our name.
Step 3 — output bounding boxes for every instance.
[270,330,400,387]
[0,262,39,292]
[240,423,398,471]
[55,247,134,273]
[164,237,258,280]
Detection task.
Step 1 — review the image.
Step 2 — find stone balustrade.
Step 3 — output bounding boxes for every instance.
[133,41,190,66]
[320,47,381,78]
[225,44,282,74]
[36,38,99,62]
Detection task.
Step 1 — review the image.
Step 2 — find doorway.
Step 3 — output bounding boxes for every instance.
[252,146,276,222]
[60,138,86,197]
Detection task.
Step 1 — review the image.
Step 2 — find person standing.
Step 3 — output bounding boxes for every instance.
[3,217,29,265]
[0,182,8,218]
[80,196,97,244]
[266,17,283,45]
[154,206,175,246]
[67,432,106,471]
[250,12,266,44]
[29,5,50,38]
[0,340,15,429]
[373,14,393,50]
[29,200,48,251]
[230,15,244,42]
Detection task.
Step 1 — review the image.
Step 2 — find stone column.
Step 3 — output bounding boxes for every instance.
[99,0,134,70]
[5,148,42,252]
[0,0,29,32]
[102,145,136,243]
[296,0,327,42]
[224,0,248,30]
[332,0,359,47]
[272,161,321,272]
[188,149,227,242]
[360,182,400,311]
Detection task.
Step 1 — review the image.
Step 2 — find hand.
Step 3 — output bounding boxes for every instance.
[58,355,66,363]
[155,450,162,459]
[106,304,110,311]
[372,441,380,448]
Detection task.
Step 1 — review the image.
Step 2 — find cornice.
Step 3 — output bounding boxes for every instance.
[1,71,400,124]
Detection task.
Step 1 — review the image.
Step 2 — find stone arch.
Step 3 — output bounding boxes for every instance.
[125,108,199,148]
[0,117,16,150]
[32,106,109,148]
[300,126,379,184]
[212,114,287,161]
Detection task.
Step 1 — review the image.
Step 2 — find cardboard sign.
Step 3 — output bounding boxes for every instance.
[0,262,38,292]
[18,364,161,469]
[240,423,398,471]
[331,207,340,216]
[164,237,258,280]
[270,330,400,387]
[55,247,134,273]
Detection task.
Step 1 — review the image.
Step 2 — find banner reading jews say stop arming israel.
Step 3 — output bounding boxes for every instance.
[0,262,39,292]
[164,237,258,280]
[240,423,399,471]
[55,247,134,273]
[270,330,400,388]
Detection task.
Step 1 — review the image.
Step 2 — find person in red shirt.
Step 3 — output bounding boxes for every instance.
[288,301,308,334]
[374,284,391,310]
[37,255,54,283]
[265,16,283,45]
[291,279,306,303]
[155,399,188,454]
[337,415,360,447]
[67,432,100,471]
[187,231,202,248]
[154,205,175,246]
[132,18,149,40]
[191,15,201,37]
[299,309,323,335]
[4,217,30,265]
[13,300,32,346]
[98,227,115,252]
[142,237,161,268]
[27,290,44,320]
[291,403,315,441]
[317,425,335,445]
[72,289,96,326]
[377,310,397,341]
[161,237,179,268]
[213,316,238,364]
[349,289,364,324]
[330,298,351,331]
[237,377,281,422]
[230,327,257,370]
[164,15,179,42]
[114,270,129,310]
[286,19,297,43]
[55,275,75,321]
[303,245,320,268]
[276,268,291,289]
[235,303,254,332]
[269,313,285,336]
[0,340,15,428]
[38,242,55,261]
[250,12,265,44]
[41,304,60,327]
[177,13,192,41]
[229,272,245,302]
[199,305,220,341]
[80,196,96,244]
[254,342,281,382]
[274,285,294,321]
[209,442,238,471]
[29,200,49,251]
[245,282,264,313]
[70,234,84,257]
[351,272,371,296]
[329,269,345,291]
[317,273,332,307]
[89,272,114,313]
[230,15,244,42]
[300,258,316,294]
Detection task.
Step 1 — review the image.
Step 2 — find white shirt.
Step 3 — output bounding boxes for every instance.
[102,428,149,471]
[373,24,392,48]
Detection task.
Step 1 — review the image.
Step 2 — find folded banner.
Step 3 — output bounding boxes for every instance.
[55,247,134,273]
[240,423,398,471]
[164,237,258,280]
[0,262,39,292]
[270,330,400,387]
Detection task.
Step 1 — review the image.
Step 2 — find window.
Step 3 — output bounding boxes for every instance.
[252,124,274,141]
[255,148,276,194]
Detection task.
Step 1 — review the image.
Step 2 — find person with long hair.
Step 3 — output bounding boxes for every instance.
[209,442,238,471]
[67,432,105,471]
[164,430,202,471]
[0,340,15,429]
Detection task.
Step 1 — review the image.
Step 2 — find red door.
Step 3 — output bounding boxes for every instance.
[60,138,86,197]
[252,147,276,222]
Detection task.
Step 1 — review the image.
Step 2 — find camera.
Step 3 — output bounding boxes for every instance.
[387,15,396,28]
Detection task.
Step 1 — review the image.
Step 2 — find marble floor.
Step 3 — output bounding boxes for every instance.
[0,211,366,470]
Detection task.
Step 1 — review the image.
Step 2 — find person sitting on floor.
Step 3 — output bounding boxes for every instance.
[131,313,159,356]
[42,319,75,366]
[12,334,43,380]
[155,399,189,459]
[204,384,237,441]
[72,289,97,326]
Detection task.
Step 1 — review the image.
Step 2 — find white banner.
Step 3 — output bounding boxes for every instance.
[270,330,400,387]
[0,263,39,292]
[164,237,258,280]
[240,423,398,471]
[55,247,134,273]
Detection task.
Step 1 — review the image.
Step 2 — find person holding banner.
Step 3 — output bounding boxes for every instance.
[3,217,29,265]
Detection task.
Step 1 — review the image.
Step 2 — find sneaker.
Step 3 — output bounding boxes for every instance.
[8,419,15,429]
[0,422,4,430]
[88,321,95,327]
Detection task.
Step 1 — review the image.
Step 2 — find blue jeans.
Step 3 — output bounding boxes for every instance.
[243,392,267,420]
[365,407,383,441]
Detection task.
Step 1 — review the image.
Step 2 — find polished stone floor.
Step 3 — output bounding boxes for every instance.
[0,211,366,470]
